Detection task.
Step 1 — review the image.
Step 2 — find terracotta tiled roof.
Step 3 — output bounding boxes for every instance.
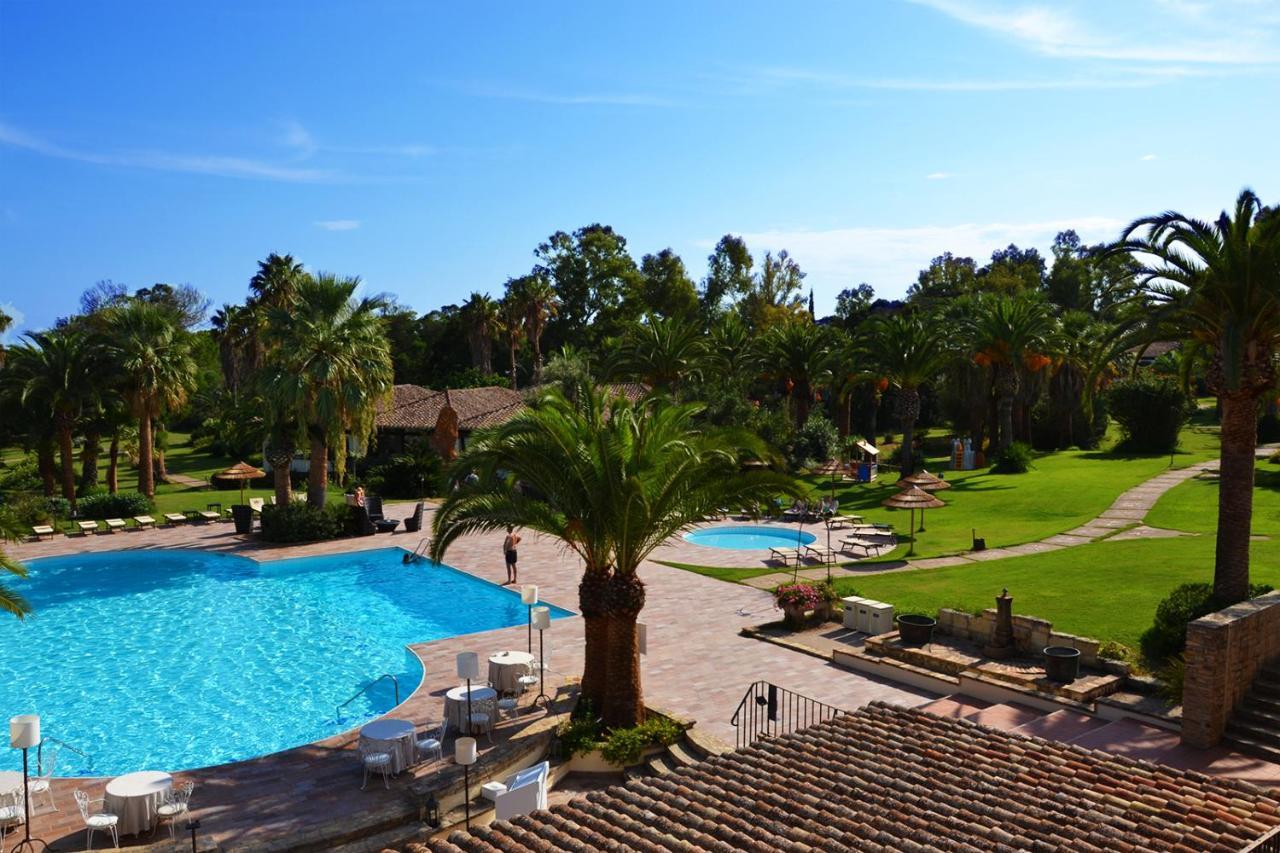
[376,385,525,432]
[523,382,651,403]
[426,702,1280,852]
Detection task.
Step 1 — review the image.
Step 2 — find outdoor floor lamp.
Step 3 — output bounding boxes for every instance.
[521,585,538,655]
[9,714,46,853]
[532,606,551,708]
[455,736,477,829]
[456,651,480,734]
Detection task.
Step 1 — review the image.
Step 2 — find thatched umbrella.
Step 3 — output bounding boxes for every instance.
[813,459,843,500]
[881,486,945,555]
[894,470,951,531]
[214,461,266,507]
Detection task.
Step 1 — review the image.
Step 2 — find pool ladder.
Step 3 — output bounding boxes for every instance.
[38,737,93,775]
[336,673,401,720]
[406,538,431,563]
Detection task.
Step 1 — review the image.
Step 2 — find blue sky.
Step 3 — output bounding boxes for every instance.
[2,0,1279,334]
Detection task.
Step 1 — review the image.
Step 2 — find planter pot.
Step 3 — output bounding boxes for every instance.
[230,504,254,534]
[1043,646,1081,683]
[896,614,936,646]
[782,603,811,629]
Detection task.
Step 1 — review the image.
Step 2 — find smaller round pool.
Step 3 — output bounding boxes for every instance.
[684,525,817,550]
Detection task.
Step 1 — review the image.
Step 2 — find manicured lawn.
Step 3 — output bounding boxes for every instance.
[1145,460,1280,536]
[653,561,790,583]
[799,423,1221,561]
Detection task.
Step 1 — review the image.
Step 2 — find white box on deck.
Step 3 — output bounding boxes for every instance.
[841,596,865,630]
[865,601,895,636]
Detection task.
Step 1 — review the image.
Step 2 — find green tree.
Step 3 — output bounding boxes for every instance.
[0,511,31,619]
[764,320,831,428]
[965,295,1057,452]
[0,308,12,367]
[507,273,558,382]
[907,252,977,302]
[740,250,806,329]
[108,301,198,498]
[614,315,706,392]
[535,225,644,348]
[862,312,952,474]
[430,386,796,727]
[260,274,394,507]
[637,249,699,322]
[460,292,500,375]
[700,235,753,321]
[497,290,524,390]
[1106,189,1280,603]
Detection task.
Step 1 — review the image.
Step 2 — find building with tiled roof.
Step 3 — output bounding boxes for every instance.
[427,702,1280,852]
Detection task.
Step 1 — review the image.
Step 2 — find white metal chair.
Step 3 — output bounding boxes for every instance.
[416,718,447,763]
[0,787,24,850]
[30,746,57,812]
[73,789,119,850]
[497,695,521,721]
[155,780,194,839]
[469,697,496,743]
[360,746,393,790]
[516,661,538,695]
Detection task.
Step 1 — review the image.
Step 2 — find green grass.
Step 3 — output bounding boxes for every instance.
[1144,460,1280,536]
[799,423,1221,561]
[653,561,783,583]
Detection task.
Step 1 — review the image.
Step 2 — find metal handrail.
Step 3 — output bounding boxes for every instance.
[1243,826,1280,853]
[336,673,401,718]
[406,537,431,562]
[730,681,847,750]
[38,737,93,775]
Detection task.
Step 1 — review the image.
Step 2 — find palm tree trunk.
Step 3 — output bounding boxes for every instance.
[998,395,1014,452]
[577,571,612,713]
[266,443,294,507]
[602,572,646,728]
[896,387,920,474]
[107,433,120,494]
[1215,393,1257,603]
[56,418,77,509]
[79,429,101,494]
[866,397,878,445]
[509,340,518,390]
[37,440,57,497]
[307,429,328,508]
[532,332,544,382]
[138,411,155,498]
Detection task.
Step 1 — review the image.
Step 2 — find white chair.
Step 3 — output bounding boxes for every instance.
[0,788,24,850]
[360,747,393,790]
[30,746,57,811]
[73,789,119,850]
[468,697,496,743]
[416,718,447,763]
[155,780,193,839]
[497,696,520,721]
[516,662,539,695]
[248,497,265,514]
[494,761,550,821]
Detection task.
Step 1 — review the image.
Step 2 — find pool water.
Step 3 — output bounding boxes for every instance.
[3,547,571,776]
[684,525,817,550]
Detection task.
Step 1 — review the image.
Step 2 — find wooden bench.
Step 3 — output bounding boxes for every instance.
[163,513,187,525]
[133,515,156,529]
[105,518,126,533]
[77,520,99,535]
[31,525,55,541]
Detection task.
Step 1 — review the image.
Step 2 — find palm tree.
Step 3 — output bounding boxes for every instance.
[707,313,763,390]
[430,386,796,727]
[511,274,558,381]
[497,291,524,390]
[109,301,198,499]
[862,312,952,475]
[210,302,257,404]
[764,320,832,428]
[460,292,500,375]
[614,315,706,392]
[1106,190,1280,603]
[0,512,31,620]
[0,308,12,367]
[247,253,305,368]
[965,295,1057,453]
[260,274,394,507]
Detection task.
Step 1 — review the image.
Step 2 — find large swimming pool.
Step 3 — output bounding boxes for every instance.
[684,525,816,550]
[3,547,571,776]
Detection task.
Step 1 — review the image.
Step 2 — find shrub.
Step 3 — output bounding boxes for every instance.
[76,491,152,520]
[1159,654,1186,705]
[0,494,69,526]
[1140,582,1275,662]
[791,414,838,468]
[555,711,603,758]
[774,583,823,611]
[991,441,1033,474]
[259,502,347,543]
[600,716,685,766]
[0,459,44,493]
[1105,376,1192,453]
[1268,447,1280,465]
[1097,640,1135,663]
[363,448,444,499]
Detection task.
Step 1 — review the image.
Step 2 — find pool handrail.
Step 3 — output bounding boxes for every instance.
[38,736,93,774]
[336,673,401,719]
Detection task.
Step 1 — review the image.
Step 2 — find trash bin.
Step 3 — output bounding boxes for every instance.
[1043,646,1081,683]
[896,614,936,646]
[230,504,254,534]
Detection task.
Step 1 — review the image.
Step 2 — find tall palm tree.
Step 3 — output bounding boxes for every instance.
[0,308,12,367]
[260,274,394,507]
[430,386,796,727]
[460,292,500,375]
[497,291,524,390]
[614,315,707,392]
[965,295,1057,452]
[1106,189,1280,603]
[764,320,832,428]
[109,301,198,499]
[863,312,952,475]
[511,274,558,382]
[0,512,31,620]
[210,302,257,404]
[247,253,305,368]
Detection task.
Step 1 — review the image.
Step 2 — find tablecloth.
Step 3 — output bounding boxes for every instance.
[104,770,172,836]
[487,650,536,694]
[444,684,497,733]
[358,718,416,774]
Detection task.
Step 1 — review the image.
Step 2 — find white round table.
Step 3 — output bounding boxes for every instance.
[444,684,497,733]
[104,770,172,836]
[0,771,21,806]
[359,718,416,774]
[487,650,536,694]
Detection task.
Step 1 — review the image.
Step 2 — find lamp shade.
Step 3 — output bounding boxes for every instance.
[455,736,477,765]
[520,584,539,606]
[9,714,39,749]
[456,651,480,680]
[532,605,551,631]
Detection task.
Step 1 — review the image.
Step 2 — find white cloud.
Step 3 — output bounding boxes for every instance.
[1140,153,1158,161]
[926,172,953,179]
[724,216,1124,301]
[314,219,361,231]
[278,118,317,158]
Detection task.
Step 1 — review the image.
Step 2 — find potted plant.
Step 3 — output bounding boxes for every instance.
[896,613,936,646]
[774,583,822,629]
[1043,645,1082,683]
[814,580,840,622]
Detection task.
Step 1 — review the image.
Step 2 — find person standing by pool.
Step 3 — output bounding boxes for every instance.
[503,526,521,584]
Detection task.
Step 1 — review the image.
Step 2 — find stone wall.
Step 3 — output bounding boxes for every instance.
[936,608,1102,667]
[1182,591,1280,748]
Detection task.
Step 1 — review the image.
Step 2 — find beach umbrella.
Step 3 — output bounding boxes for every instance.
[881,486,945,556]
[894,470,951,531]
[215,461,266,506]
[814,459,843,499]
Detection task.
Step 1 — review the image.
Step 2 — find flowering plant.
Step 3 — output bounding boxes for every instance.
[774,583,823,610]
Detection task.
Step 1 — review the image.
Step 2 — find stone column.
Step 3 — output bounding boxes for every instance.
[983,589,1015,659]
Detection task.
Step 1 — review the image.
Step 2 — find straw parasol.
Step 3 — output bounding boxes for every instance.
[814,458,844,499]
[882,486,945,555]
[894,470,951,531]
[214,461,266,506]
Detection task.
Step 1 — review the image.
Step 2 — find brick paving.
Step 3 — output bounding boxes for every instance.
[6,503,934,850]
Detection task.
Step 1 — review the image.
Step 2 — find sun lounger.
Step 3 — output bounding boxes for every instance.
[197,509,221,522]
[163,513,187,525]
[768,546,801,566]
[803,544,837,564]
[31,525,55,541]
[77,520,99,535]
[840,537,884,558]
[134,515,156,529]
[248,498,265,514]
[105,518,126,533]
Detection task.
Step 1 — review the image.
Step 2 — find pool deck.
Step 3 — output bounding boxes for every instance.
[6,505,935,850]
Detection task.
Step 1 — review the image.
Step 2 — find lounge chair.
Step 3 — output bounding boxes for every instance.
[840,537,884,559]
[366,496,400,533]
[31,525,55,541]
[804,544,837,564]
[105,518,126,533]
[77,520,99,535]
[197,507,221,523]
[351,505,377,536]
[403,501,425,533]
[248,497,265,514]
[768,546,801,566]
[133,515,156,529]
[163,512,187,526]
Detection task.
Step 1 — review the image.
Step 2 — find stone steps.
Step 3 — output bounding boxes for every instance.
[624,729,718,781]
[1222,661,1280,763]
